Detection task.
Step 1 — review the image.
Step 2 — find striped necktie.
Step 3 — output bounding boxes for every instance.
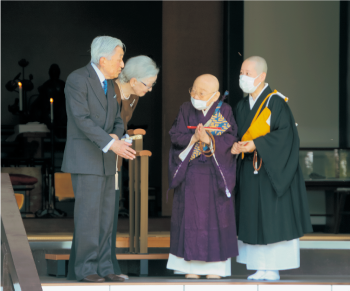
[103,80,108,96]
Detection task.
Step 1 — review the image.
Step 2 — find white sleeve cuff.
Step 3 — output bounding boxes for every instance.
[102,138,115,153]
[179,136,195,161]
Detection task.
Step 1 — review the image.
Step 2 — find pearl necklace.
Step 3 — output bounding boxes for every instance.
[116,80,131,100]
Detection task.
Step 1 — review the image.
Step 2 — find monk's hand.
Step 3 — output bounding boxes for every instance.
[110,139,136,160]
[238,140,256,153]
[193,125,201,143]
[231,142,241,155]
[198,124,210,144]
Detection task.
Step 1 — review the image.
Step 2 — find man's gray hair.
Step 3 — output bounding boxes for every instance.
[90,36,125,65]
[246,56,268,75]
[119,55,159,84]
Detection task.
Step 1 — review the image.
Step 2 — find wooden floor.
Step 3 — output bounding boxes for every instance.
[28,231,350,249]
[40,275,350,286]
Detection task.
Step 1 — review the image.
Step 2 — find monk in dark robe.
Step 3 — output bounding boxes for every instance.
[232,56,313,281]
[167,74,239,279]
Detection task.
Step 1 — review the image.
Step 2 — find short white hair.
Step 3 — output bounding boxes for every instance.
[246,56,268,75]
[119,55,159,84]
[90,36,125,65]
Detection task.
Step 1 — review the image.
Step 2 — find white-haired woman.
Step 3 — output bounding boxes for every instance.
[114,55,159,129]
[111,55,159,278]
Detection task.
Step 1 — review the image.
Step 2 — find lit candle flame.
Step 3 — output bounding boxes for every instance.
[50,98,54,103]
[18,82,22,88]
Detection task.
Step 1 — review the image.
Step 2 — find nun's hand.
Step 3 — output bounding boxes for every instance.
[238,140,256,153]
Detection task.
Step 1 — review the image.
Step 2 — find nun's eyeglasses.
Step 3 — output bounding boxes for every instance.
[139,80,156,90]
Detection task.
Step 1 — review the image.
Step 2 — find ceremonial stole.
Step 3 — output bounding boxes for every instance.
[241,90,288,173]
[190,100,231,161]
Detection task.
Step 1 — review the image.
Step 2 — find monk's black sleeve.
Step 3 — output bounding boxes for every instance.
[253,98,300,197]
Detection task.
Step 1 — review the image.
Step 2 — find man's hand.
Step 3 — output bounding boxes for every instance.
[109,136,136,160]
[197,124,210,144]
[237,140,256,153]
[231,142,241,155]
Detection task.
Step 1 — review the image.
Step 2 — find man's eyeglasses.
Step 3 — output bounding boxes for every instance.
[139,80,156,90]
[189,87,216,98]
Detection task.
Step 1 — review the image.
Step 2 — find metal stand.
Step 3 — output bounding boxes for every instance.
[13,185,35,218]
[36,121,64,218]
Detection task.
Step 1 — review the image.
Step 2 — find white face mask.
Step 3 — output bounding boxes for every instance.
[239,74,261,94]
[191,92,217,111]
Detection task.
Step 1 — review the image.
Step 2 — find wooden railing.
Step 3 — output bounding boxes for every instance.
[127,129,152,254]
[1,173,42,291]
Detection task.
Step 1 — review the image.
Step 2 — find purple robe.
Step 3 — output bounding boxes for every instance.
[168,98,239,262]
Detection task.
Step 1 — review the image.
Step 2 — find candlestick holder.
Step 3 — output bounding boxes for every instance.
[6,59,34,122]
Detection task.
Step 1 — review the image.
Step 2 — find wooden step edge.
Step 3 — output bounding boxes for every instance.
[29,234,350,242]
[45,253,169,261]
[300,234,350,241]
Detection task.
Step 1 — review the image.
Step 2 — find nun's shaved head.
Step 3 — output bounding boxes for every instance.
[244,56,268,75]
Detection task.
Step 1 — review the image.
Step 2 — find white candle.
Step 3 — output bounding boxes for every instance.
[18,82,23,111]
[50,98,54,123]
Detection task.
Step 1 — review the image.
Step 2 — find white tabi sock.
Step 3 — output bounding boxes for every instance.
[247,270,266,280]
[263,270,280,281]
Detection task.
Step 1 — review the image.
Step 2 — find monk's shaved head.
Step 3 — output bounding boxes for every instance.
[243,56,268,75]
[190,74,220,105]
[193,74,220,92]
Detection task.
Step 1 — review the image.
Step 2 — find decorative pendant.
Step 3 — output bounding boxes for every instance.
[254,170,258,175]
[130,99,136,107]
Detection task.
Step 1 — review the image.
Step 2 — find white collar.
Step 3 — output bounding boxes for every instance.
[249,83,268,110]
[91,62,106,87]
[202,100,216,117]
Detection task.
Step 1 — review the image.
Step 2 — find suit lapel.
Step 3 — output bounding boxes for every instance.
[86,64,108,111]
[238,86,272,138]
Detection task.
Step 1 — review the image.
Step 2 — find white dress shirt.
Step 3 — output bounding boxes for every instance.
[91,63,115,153]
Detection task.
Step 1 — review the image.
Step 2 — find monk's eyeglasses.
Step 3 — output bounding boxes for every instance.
[139,80,156,90]
[189,87,216,98]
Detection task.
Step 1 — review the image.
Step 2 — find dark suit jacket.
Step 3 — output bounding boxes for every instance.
[61,64,124,176]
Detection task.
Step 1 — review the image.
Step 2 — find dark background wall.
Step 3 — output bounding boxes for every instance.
[161,1,224,215]
[1,1,163,190]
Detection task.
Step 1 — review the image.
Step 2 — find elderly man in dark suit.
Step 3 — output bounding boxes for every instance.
[62,36,136,283]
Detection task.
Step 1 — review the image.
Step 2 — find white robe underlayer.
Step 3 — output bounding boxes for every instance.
[236,239,300,270]
[167,254,231,277]
[166,101,231,277]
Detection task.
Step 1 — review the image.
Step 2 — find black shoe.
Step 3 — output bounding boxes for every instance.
[104,274,125,282]
[81,274,105,283]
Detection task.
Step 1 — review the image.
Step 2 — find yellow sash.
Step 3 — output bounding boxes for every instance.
[242,90,288,158]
